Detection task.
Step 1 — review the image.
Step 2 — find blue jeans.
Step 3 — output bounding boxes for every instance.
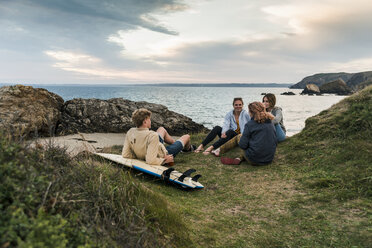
[275,124,286,142]
[159,136,184,157]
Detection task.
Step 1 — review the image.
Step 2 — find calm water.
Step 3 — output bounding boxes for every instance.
[39,85,345,136]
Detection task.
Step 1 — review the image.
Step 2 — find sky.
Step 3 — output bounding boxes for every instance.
[0,0,371,85]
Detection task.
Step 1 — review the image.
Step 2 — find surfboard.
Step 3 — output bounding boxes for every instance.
[94,153,204,189]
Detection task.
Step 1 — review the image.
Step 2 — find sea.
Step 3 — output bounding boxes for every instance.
[35,85,345,137]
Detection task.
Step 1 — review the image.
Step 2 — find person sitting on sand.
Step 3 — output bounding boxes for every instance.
[194,97,250,156]
[220,101,277,165]
[122,108,193,166]
[263,93,286,142]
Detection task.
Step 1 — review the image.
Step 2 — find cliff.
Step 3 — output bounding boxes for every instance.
[346,71,372,90]
[290,72,353,89]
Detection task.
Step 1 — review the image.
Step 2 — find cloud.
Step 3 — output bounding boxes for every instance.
[139,0,372,82]
[1,0,371,84]
[326,57,372,73]
[0,0,187,83]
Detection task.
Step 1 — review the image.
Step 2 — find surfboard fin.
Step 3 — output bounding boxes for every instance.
[191,174,202,182]
[161,168,175,181]
[179,169,196,182]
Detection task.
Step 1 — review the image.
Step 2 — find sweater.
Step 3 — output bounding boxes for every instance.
[238,118,277,165]
[271,106,286,133]
[122,128,167,165]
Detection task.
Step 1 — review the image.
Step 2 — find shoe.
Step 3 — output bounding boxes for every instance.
[221,157,241,165]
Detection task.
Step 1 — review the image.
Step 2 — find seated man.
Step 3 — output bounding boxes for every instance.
[122,108,193,166]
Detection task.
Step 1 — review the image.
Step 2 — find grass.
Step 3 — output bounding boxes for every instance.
[0,135,191,247]
[2,86,371,247]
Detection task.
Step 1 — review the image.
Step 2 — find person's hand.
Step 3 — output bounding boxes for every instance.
[164,154,174,164]
[221,132,227,138]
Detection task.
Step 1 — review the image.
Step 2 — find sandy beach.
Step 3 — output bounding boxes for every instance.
[33,133,126,156]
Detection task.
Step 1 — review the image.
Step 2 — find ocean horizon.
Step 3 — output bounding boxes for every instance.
[0,84,346,136]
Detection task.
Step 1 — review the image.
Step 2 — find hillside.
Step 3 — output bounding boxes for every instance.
[346,71,372,89]
[1,86,371,247]
[290,70,372,90]
[290,72,353,89]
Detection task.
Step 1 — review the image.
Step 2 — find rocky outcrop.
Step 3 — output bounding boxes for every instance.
[0,85,64,137]
[291,72,353,89]
[56,98,208,136]
[0,85,208,137]
[280,91,295,95]
[301,84,321,95]
[319,79,352,95]
[291,71,372,90]
[346,71,372,90]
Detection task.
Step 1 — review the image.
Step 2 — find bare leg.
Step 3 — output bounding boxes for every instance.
[156,127,175,144]
[179,134,191,150]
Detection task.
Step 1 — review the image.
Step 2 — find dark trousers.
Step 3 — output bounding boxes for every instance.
[201,126,238,149]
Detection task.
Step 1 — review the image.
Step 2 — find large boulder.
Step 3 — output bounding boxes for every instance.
[319,79,352,95]
[56,98,208,136]
[0,85,64,137]
[301,84,321,95]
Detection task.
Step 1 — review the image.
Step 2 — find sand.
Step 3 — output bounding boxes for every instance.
[33,133,126,156]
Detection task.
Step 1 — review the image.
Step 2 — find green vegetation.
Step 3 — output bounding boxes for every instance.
[2,86,371,247]
[0,135,190,247]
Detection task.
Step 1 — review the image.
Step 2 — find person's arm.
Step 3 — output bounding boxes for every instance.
[272,108,283,125]
[145,133,166,165]
[221,111,232,134]
[238,123,250,150]
[122,134,135,158]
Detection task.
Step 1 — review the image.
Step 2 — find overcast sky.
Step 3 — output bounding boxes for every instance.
[1,0,371,84]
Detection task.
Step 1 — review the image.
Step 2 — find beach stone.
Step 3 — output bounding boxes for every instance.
[281,91,296,95]
[56,98,208,136]
[301,84,321,95]
[319,79,352,95]
[0,85,64,137]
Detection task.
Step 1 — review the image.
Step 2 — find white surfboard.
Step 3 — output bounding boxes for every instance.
[95,153,204,189]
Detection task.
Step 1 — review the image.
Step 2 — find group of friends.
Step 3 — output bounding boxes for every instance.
[122,93,286,166]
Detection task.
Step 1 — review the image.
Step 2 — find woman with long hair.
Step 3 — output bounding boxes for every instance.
[194,97,250,156]
[220,101,277,165]
[262,93,286,142]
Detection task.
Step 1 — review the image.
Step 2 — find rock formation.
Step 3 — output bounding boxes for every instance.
[319,79,352,95]
[280,91,295,95]
[290,72,353,89]
[346,71,372,90]
[301,84,321,95]
[0,85,64,137]
[56,98,208,136]
[0,85,208,137]
[290,71,372,90]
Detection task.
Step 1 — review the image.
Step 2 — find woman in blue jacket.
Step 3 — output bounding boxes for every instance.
[221,101,277,165]
[194,97,250,156]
